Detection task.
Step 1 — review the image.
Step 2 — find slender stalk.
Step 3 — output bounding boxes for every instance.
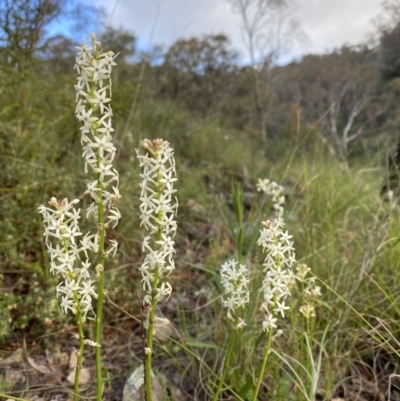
[145,169,163,401]
[0,395,29,401]
[92,107,106,399]
[145,290,158,401]
[95,200,106,401]
[74,301,85,401]
[252,330,273,401]
[88,49,106,401]
[145,258,162,401]
[137,139,177,401]
[212,325,238,401]
[139,297,148,401]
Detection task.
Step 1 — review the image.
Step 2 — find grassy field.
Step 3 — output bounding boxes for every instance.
[1,49,400,401]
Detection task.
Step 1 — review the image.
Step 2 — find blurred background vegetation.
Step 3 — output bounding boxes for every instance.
[3,0,400,399]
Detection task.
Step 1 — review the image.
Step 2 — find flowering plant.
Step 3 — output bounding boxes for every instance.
[38,33,120,401]
[136,138,178,400]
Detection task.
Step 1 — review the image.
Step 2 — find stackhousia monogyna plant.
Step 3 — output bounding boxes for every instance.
[136,138,178,400]
[251,178,321,401]
[38,33,120,401]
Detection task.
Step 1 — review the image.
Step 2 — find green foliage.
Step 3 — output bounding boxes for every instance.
[164,34,238,115]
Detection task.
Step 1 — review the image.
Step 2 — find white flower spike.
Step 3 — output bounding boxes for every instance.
[257,178,285,220]
[137,139,178,305]
[74,34,121,237]
[38,197,94,320]
[258,219,296,332]
[220,259,250,326]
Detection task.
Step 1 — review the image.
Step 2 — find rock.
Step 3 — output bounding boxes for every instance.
[122,365,165,401]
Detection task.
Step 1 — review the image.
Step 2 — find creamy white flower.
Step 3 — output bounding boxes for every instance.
[89,90,111,114]
[84,339,101,347]
[236,318,247,329]
[262,314,278,332]
[299,304,316,319]
[60,295,76,315]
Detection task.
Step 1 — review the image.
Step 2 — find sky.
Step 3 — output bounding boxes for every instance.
[69,0,385,64]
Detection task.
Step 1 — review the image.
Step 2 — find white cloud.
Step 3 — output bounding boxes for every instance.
[296,0,382,56]
[94,0,383,62]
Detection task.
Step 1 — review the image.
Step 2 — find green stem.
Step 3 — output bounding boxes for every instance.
[0,395,29,401]
[212,326,237,401]
[145,246,162,401]
[145,160,164,401]
[252,330,273,401]
[89,60,106,400]
[145,289,158,401]
[73,299,85,401]
[95,199,106,401]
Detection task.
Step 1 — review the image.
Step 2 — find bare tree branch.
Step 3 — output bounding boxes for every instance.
[228,0,304,141]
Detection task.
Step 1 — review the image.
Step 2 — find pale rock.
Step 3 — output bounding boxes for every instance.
[122,365,165,401]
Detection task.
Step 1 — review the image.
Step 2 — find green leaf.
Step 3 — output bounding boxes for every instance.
[103,370,121,382]
[186,341,221,350]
